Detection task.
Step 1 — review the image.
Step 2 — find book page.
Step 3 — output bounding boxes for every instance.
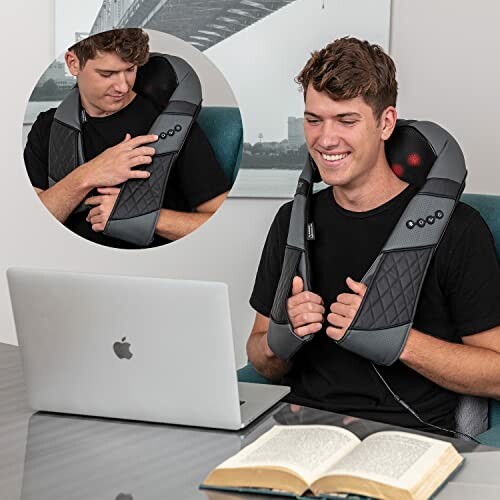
[216,425,360,485]
[322,430,454,489]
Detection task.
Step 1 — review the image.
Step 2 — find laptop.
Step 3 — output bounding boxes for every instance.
[6,268,289,430]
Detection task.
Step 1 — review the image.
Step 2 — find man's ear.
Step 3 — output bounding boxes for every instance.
[65,50,81,77]
[380,106,397,141]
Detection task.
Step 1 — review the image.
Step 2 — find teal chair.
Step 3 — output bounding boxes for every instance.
[239,193,500,446]
[197,107,243,184]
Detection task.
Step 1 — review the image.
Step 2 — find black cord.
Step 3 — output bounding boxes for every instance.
[371,363,481,444]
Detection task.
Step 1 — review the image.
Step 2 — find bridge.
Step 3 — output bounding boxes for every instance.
[91,0,297,50]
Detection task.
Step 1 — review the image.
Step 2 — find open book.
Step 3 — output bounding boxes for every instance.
[202,425,463,499]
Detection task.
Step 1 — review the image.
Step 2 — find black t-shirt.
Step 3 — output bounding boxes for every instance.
[251,185,500,432]
[24,93,231,248]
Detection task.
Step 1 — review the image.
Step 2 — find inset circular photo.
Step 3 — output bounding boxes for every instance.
[23,28,242,249]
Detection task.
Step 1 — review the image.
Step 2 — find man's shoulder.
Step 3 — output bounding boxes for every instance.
[447,201,490,240]
[33,107,57,126]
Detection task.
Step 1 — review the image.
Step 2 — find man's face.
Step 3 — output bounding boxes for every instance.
[65,50,138,117]
[304,85,392,189]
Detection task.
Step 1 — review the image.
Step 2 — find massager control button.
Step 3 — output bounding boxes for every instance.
[167,129,175,136]
[174,124,182,132]
[406,220,416,229]
[417,218,426,227]
[426,215,435,225]
[435,210,444,219]
[159,132,167,139]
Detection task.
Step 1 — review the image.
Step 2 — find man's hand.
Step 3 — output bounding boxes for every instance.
[85,187,120,232]
[82,133,157,188]
[287,276,325,336]
[326,277,367,341]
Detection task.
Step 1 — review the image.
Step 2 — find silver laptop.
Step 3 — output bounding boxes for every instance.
[7,268,289,430]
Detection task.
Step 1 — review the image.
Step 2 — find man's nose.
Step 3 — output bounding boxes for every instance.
[113,73,130,93]
[317,122,341,149]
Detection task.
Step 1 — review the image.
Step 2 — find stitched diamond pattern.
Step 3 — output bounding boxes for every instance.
[111,154,174,220]
[49,123,79,181]
[354,248,432,330]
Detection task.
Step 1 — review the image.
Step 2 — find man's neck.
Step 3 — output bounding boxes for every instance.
[333,158,409,212]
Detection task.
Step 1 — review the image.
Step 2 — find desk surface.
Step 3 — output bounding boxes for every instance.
[0,343,495,500]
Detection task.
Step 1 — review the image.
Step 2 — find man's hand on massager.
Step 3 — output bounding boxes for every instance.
[286,276,325,337]
[326,277,367,341]
[82,133,157,188]
[85,187,120,232]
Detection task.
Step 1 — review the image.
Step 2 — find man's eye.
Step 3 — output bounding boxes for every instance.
[306,119,320,124]
[99,72,112,78]
[127,67,136,73]
[340,120,356,126]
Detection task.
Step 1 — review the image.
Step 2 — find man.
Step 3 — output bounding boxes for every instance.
[24,29,231,248]
[247,37,500,433]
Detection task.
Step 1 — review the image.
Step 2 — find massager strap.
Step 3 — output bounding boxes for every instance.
[103,55,202,246]
[338,121,466,365]
[267,157,315,361]
[48,88,88,214]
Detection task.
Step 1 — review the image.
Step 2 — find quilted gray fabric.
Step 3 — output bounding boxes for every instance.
[48,122,79,182]
[354,248,433,330]
[109,154,173,220]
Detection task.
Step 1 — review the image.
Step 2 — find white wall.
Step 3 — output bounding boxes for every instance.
[391,0,500,194]
[1,1,499,369]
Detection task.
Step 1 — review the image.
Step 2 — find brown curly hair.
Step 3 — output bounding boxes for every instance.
[68,29,150,68]
[296,37,397,119]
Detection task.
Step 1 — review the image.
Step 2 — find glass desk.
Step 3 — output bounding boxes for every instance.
[0,343,496,500]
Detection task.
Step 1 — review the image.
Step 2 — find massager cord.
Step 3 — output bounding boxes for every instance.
[370,362,481,444]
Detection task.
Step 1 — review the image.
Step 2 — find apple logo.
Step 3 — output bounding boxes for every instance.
[115,494,133,500]
[113,337,133,360]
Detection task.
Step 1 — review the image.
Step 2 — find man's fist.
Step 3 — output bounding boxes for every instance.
[85,187,120,232]
[83,133,158,188]
[286,276,325,337]
[326,277,367,341]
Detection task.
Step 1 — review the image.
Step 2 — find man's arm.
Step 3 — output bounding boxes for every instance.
[86,190,229,238]
[400,326,500,399]
[154,191,229,241]
[327,277,500,398]
[246,312,290,381]
[36,134,157,223]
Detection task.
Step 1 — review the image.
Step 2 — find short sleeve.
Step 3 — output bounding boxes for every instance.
[173,122,232,208]
[439,204,500,336]
[250,202,293,316]
[23,109,56,190]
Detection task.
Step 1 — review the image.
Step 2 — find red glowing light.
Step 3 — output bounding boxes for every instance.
[392,163,404,177]
[407,153,421,167]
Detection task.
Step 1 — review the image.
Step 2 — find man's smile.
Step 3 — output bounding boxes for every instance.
[318,151,351,166]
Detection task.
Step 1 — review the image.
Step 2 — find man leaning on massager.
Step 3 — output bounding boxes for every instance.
[247,37,500,433]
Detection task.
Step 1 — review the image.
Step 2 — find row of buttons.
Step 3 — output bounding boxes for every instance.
[406,210,444,229]
[159,124,183,140]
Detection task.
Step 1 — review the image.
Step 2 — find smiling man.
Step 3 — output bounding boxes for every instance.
[247,37,500,434]
[24,29,230,248]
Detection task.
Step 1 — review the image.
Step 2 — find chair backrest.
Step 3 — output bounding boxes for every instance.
[460,193,500,431]
[197,107,243,184]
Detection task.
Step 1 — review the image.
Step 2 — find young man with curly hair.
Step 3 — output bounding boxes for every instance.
[25,29,230,248]
[247,37,500,433]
